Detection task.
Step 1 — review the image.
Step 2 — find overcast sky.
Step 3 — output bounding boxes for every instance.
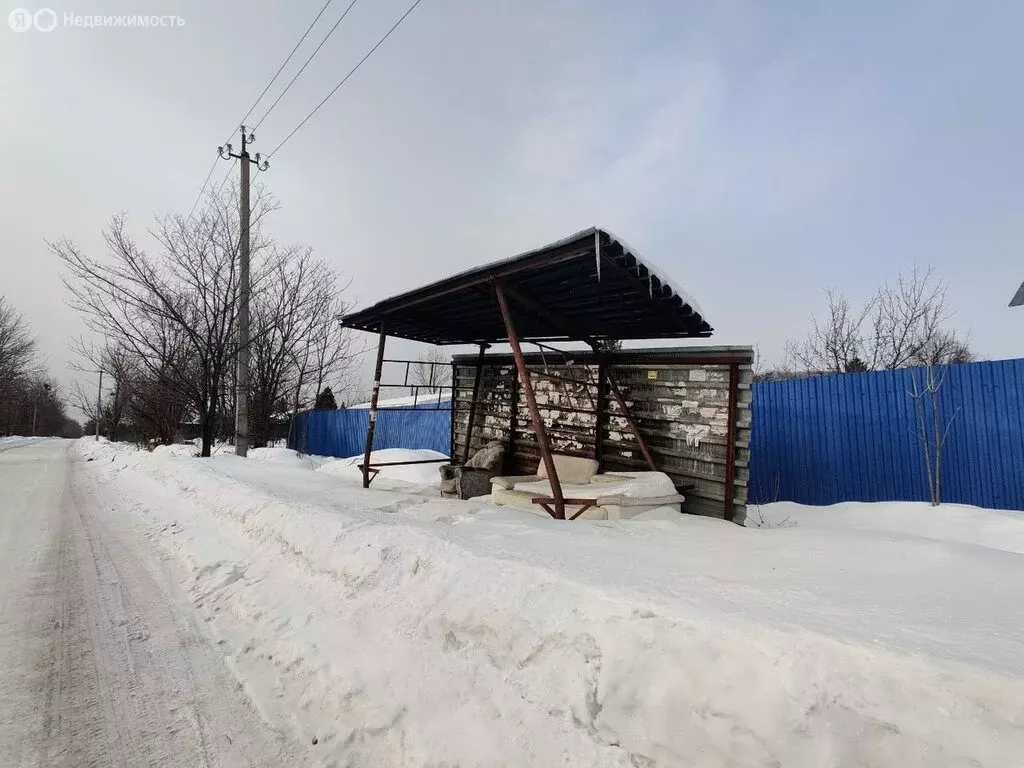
[2,0,1022,403]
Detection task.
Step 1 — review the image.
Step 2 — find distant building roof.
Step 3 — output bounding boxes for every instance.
[348,391,451,410]
[1010,281,1024,307]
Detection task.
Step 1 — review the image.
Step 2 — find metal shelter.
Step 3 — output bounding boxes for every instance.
[340,227,715,520]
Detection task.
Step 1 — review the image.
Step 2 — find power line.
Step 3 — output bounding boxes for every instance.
[214,163,234,197]
[188,0,336,218]
[187,156,220,219]
[234,0,336,137]
[252,0,361,133]
[268,0,425,158]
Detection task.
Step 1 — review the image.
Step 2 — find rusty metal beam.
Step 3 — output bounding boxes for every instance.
[494,281,565,519]
[362,326,387,488]
[461,343,488,464]
[605,368,658,471]
[361,458,450,467]
[531,497,596,520]
[724,362,739,522]
[393,304,489,345]
[449,360,457,465]
[496,284,613,343]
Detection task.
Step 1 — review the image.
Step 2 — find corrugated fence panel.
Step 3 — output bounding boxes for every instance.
[749,358,1024,510]
[289,405,452,459]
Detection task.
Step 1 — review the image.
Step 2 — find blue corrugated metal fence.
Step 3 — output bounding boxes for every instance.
[748,358,1024,510]
[289,404,451,458]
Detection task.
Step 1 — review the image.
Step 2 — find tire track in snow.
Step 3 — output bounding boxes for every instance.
[1,441,309,767]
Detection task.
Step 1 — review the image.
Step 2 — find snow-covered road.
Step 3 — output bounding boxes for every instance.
[0,440,309,767]
[4,438,1024,766]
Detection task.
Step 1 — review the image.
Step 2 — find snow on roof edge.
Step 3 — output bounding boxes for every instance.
[602,228,705,319]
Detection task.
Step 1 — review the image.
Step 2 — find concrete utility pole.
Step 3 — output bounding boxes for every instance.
[95,370,103,441]
[219,127,269,457]
[32,381,51,437]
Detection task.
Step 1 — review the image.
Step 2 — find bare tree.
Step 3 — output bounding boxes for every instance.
[785,288,873,375]
[119,311,194,445]
[287,297,353,410]
[249,250,352,447]
[412,346,452,394]
[0,298,44,435]
[0,297,80,436]
[2,374,70,437]
[129,374,191,445]
[786,267,972,374]
[912,329,975,367]
[868,267,955,369]
[0,297,39,396]
[57,182,355,453]
[54,185,277,456]
[68,378,101,432]
[68,337,138,440]
[751,344,798,383]
[306,299,353,402]
[908,359,960,506]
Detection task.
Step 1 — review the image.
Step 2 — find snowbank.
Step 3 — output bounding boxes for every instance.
[246,446,337,469]
[152,442,200,458]
[751,500,1024,556]
[147,440,236,458]
[247,446,304,462]
[72,441,1024,766]
[0,436,46,447]
[317,448,448,488]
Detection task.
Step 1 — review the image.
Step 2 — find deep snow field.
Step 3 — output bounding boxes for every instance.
[74,438,1024,767]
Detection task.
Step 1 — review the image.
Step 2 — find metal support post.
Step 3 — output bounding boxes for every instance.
[494,282,565,519]
[362,327,387,488]
[605,369,657,471]
[461,343,488,464]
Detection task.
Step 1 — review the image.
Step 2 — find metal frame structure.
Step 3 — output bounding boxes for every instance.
[358,349,453,486]
[342,228,718,517]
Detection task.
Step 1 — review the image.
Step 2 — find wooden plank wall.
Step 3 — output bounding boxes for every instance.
[452,349,753,522]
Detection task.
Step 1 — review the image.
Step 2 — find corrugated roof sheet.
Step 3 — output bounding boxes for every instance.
[340,227,712,345]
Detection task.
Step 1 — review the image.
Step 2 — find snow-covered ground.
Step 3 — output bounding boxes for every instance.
[72,438,1024,766]
[317,447,450,489]
[0,435,45,449]
[0,440,305,765]
[751,499,1024,556]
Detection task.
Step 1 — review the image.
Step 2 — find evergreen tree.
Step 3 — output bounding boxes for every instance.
[314,387,337,410]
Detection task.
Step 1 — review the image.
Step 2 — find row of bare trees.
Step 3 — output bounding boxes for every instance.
[0,296,79,437]
[57,185,352,456]
[781,267,973,377]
